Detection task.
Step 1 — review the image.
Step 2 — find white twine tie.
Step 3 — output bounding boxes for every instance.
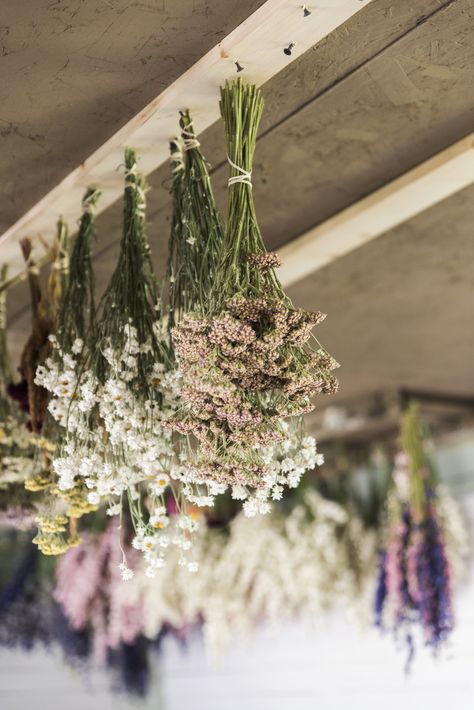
[170,139,185,173]
[182,124,200,152]
[227,156,252,188]
[82,194,97,215]
[53,254,70,272]
[124,162,146,217]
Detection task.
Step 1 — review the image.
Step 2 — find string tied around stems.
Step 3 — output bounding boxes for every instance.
[124,161,139,185]
[181,123,200,152]
[82,193,99,215]
[124,164,147,218]
[227,156,252,188]
[52,255,70,272]
[170,139,185,173]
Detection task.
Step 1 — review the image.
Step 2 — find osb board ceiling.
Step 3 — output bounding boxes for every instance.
[4,0,474,404]
[0,0,266,235]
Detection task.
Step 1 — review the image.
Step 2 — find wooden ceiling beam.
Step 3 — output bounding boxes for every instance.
[0,0,372,279]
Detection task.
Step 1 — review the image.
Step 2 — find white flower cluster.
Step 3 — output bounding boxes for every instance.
[119,491,378,659]
[35,328,174,496]
[35,328,192,572]
[235,425,324,517]
[130,512,201,578]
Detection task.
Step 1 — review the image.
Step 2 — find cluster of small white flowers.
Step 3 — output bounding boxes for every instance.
[130,511,201,578]
[35,328,175,498]
[232,423,323,517]
[122,490,377,660]
[35,327,186,567]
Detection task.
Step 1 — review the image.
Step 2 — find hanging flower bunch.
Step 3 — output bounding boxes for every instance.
[1,231,79,537]
[374,404,465,663]
[54,521,144,664]
[89,490,377,660]
[33,81,333,574]
[169,81,337,516]
[31,194,104,555]
[0,532,153,698]
[34,156,199,573]
[0,269,38,529]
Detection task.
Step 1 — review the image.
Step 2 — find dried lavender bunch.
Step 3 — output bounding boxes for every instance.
[0,542,56,651]
[375,405,459,667]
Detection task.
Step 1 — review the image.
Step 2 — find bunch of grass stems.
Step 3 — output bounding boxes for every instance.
[92,148,166,391]
[401,403,429,522]
[213,79,289,310]
[166,110,224,328]
[0,266,11,405]
[57,186,101,352]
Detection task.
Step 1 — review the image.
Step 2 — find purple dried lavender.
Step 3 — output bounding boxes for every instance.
[374,550,387,628]
[414,509,453,650]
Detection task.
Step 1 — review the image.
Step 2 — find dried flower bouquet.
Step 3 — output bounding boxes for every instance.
[374,405,461,664]
[171,80,338,510]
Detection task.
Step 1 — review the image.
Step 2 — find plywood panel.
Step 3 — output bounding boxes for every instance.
[0,0,267,235]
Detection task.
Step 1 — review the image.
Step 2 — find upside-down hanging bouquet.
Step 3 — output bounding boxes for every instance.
[374,404,467,665]
[170,80,338,517]
[54,490,378,662]
[0,268,37,529]
[35,160,184,572]
[0,231,77,535]
[32,79,337,575]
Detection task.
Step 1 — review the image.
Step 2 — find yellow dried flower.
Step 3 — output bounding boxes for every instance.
[36,513,69,533]
[32,531,81,555]
[66,501,98,518]
[30,435,56,453]
[24,471,54,491]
